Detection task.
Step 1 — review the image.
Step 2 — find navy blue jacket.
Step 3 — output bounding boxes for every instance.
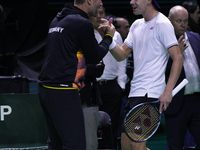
[165,31,200,114]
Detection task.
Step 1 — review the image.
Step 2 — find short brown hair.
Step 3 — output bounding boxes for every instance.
[182,1,198,14]
[74,0,85,5]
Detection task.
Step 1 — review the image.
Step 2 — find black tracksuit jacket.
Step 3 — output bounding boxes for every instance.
[38,3,112,86]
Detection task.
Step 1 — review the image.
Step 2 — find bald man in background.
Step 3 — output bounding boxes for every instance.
[165,5,200,150]
[113,17,130,42]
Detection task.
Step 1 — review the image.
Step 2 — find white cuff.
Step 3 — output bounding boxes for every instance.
[109,40,116,50]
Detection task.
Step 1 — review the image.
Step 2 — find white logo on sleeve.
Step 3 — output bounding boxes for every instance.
[49,27,64,33]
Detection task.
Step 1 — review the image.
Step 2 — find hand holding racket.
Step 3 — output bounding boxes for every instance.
[124,79,188,142]
[159,78,189,113]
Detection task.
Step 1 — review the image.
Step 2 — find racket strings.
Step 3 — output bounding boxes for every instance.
[125,105,150,140]
[125,106,147,140]
[125,104,160,141]
[140,106,159,138]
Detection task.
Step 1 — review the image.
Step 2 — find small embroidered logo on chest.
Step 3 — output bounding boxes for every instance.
[150,27,154,30]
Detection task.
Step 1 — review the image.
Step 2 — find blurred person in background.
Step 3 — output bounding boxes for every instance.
[96,6,127,150]
[113,17,130,42]
[182,1,200,34]
[112,16,132,99]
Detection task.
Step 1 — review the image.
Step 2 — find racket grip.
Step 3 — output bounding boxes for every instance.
[172,79,188,97]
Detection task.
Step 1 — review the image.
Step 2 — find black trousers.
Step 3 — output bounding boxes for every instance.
[38,84,86,150]
[165,93,200,150]
[98,79,122,149]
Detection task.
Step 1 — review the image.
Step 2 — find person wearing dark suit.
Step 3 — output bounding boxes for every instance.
[165,6,200,150]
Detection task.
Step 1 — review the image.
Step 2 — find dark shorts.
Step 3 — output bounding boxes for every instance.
[121,94,157,133]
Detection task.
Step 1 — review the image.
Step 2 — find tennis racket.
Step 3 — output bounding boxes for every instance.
[124,78,188,142]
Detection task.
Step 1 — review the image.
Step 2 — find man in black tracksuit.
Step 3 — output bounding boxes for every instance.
[37,1,115,149]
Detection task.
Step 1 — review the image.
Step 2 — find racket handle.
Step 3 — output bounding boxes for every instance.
[172,79,188,97]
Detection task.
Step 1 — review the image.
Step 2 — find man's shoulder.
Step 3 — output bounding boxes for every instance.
[186,31,200,37]
[186,31,200,42]
[129,18,144,30]
[132,18,144,25]
[66,14,90,24]
[113,31,121,39]
[155,13,174,31]
[156,12,170,24]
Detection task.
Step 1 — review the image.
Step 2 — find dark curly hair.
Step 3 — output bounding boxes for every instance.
[182,1,198,14]
[182,1,200,33]
[74,0,85,5]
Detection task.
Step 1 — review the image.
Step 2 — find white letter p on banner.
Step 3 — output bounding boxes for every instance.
[1,105,12,121]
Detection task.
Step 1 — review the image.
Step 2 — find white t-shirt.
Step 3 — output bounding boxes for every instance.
[124,12,178,98]
[96,31,127,89]
[94,29,102,43]
[183,32,200,95]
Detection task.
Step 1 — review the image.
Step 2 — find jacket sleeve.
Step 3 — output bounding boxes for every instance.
[85,61,105,78]
[78,22,112,65]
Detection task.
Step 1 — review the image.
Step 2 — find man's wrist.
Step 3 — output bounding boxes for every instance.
[105,34,113,38]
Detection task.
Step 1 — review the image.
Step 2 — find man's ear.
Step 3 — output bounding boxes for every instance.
[86,0,92,6]
[148,0,152,6]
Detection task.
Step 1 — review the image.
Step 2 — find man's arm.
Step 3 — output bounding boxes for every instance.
[86,61,105,78]
[109,43,132,61]
[159,45,183,113]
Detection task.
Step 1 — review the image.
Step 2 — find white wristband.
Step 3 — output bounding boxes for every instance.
[109,40,116,50]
